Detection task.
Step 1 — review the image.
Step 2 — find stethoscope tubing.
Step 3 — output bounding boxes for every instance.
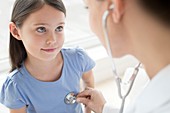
[102,4,141,113]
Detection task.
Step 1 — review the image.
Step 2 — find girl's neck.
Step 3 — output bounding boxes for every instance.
[24,52,63,82]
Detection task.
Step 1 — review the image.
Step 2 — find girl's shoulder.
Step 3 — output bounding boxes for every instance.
[61,46,86,55]
[0,69,26,109]
[61,47,95,72]
[8,69,20,78]
[61,46,91,61]
[1,69,22,89]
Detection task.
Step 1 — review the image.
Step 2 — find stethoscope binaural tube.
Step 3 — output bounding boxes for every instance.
[102,4,141,113]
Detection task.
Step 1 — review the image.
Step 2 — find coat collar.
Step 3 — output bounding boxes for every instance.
[134,64,170,112]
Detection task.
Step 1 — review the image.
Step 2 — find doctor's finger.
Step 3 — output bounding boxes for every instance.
[85,87,93,90]
[76,97,90,105]
[77,89,93,97]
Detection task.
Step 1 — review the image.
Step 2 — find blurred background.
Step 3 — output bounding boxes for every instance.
[0,0,149,113]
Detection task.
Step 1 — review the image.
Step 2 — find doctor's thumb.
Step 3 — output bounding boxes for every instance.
[76,97,90,105]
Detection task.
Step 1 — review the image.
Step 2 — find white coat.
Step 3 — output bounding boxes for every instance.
[103,64,170,113]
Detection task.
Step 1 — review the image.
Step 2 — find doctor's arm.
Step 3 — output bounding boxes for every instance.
[10,106,27,113]
[82,70,95,113]
[77,88,119,113]
[77,87,106,113]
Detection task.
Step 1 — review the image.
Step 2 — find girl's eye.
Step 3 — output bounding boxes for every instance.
[55,26,64,32]
[37,27,46,33]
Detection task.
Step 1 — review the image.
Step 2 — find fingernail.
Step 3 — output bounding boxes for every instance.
[76,99,80,102]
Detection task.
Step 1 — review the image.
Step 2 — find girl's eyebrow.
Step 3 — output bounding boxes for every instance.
[57,22,65,25]
[33,22,65,26]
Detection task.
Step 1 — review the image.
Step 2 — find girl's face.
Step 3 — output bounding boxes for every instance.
[17,5,65,61]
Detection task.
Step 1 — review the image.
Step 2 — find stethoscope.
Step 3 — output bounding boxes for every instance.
[64,3,141,113]
[102,4,141,113]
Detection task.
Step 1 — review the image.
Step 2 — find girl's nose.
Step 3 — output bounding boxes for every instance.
[46,33,57,45]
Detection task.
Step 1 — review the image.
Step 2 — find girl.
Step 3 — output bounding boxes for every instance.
[0,0,95,113]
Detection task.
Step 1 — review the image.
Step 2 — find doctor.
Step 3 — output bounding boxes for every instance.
[76,0,170,113]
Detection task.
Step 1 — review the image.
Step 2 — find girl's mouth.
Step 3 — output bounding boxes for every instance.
[41,48,57,53]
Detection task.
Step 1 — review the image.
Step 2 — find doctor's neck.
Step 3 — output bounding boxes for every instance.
[135,26,170,79]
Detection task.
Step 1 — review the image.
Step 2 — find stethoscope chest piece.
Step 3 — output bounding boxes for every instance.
[64,92,77,105]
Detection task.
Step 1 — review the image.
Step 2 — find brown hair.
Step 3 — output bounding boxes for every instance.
[9,0,66,72]
[139,0,170,26]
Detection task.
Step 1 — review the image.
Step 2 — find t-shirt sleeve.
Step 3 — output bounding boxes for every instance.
[0,76,26,109]
[75,47,95,73]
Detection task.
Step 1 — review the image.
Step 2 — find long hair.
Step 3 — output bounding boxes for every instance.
[9,0,66,72]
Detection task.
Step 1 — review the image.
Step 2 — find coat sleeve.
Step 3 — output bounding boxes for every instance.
[102,103,120,113]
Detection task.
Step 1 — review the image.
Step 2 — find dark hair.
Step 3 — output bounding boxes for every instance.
[139,0,170,26]
[10,0,66,72]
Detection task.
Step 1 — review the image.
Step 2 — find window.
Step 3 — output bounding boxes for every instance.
[0,0,13,75]
[63,0,100,48]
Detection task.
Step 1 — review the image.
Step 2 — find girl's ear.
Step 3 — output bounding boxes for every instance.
[9,22,21,40]
[111,0,125,23]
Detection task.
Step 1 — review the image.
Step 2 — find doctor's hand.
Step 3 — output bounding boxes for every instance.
[76,87,106,113]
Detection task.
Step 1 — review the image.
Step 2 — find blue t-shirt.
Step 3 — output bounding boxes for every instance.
[0,47,95,113]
